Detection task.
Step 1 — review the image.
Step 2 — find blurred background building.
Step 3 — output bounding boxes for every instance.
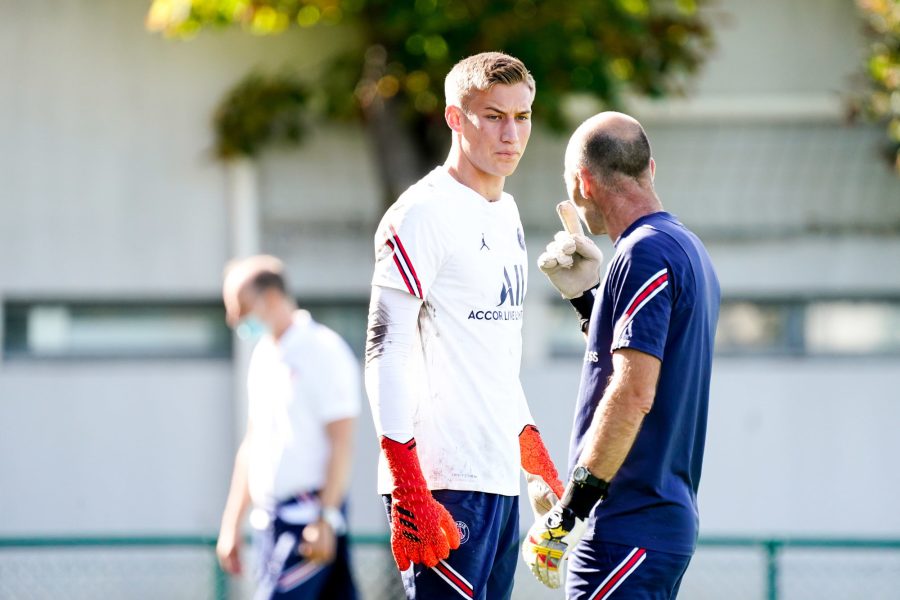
[1,0,899,598]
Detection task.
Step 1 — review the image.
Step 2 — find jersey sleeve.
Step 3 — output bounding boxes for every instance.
[605,240,674,360]
[363,285,421,442]
[245,343,265,426]
[311,331,362,423]
[372,198,447,300]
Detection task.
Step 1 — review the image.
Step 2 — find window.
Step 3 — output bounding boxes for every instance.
[544,296,900,358]
[2,301,231,360]
[716,298,900,356]
[714,301,803,355]
[805,301,900,355]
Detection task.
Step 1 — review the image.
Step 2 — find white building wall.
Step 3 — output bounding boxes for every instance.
[0,0,348,296]
[695,0,863,97]
[0,361,232,534]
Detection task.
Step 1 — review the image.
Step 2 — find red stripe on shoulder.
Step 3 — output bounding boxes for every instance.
[625,273,668,317]
[384,237,416,297]
[389,225,424,299]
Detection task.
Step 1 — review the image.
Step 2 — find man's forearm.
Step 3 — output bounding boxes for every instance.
[576,350,657,482]
[577,381,649,482]
[364,286,421,443]
[220,441,251,531]
[318,418,355,510]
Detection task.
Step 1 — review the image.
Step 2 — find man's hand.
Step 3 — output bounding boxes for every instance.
[519,425,565,520]
[525,473,560,519]
[382,437,461,570]
[537,202,603,299]
[299,520,337,564]
[522,502,588,589]
[216,526,243,575]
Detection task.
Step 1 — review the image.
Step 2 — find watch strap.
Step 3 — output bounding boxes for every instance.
[320,506,346,535]
[569,284,600,333]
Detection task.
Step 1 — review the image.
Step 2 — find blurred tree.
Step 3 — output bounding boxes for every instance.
[213,73,310,159]
[148,0,715,202]
[856,0,900,173]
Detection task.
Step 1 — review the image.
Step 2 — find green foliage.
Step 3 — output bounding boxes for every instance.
[856,0,900,172]
[149,0,714,133]
[212,73,309,159]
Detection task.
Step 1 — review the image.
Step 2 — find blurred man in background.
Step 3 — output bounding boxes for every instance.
[523,112,720,598]
[364,52,565,600]
[217,255,360,600]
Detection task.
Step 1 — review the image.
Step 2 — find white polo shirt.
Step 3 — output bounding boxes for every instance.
[371,166,535,496]
[246,310,361,508]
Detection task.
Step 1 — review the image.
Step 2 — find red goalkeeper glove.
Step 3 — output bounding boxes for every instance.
[381,437,461,570]
[519,425,565,519]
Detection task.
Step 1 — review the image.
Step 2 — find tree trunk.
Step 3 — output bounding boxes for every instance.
[363,95,432,210]
[358,45,445,210]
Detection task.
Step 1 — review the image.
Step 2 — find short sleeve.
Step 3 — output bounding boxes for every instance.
[245,343,266,424]
[311,331,362,423]
[372,198,446,300]
[606,242,673,360]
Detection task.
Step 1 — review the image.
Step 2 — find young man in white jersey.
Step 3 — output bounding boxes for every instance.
[364,52,565,600]
[217,255,360,600]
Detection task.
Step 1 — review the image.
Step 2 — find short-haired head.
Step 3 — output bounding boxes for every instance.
[222,255,287,326]
[565,111,652,189]
[444,51,535,110]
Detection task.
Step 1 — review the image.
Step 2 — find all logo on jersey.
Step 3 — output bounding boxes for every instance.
[467,264,526,321]
[517,227,526,250]
[497,265,525,307]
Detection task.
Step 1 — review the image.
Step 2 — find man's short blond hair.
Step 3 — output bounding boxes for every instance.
[223,255,284,294]
[222,255,287,325]
[444,52,535,109]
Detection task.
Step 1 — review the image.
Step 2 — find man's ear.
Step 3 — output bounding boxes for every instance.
[261,287,281,310]
[649,157,656,183]
[445,105,463,133]
[577,166,594,200]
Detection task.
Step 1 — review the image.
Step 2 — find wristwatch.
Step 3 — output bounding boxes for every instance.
[572,466,609,495]
[320,506,347,535]
[561,465,610,517]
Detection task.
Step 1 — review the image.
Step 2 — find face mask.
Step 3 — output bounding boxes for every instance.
[236,315,269,341]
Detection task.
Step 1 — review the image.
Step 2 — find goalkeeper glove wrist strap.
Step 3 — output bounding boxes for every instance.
[381,436,428,489]
[519,424,564,498]
[569,284,600,333]
[561,477,609,520]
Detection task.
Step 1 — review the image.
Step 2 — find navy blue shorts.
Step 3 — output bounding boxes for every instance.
[566,541,692,600]
[383,490,518,600]
[253,501,357,600]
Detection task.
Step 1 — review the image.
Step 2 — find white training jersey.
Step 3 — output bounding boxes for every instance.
[246,310,361,508]
[372,166,534,496]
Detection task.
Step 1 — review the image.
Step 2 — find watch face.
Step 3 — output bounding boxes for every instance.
[573,466,588,482]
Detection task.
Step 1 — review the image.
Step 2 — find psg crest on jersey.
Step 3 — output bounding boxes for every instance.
[517,227,526,250]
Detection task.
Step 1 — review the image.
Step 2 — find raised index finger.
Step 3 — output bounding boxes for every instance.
[556,200,584,236]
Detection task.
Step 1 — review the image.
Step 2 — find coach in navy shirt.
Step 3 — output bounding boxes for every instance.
[522,112,720,599]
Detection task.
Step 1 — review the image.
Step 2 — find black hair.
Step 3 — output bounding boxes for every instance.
[249,270,286,295]
[583,126,651,183]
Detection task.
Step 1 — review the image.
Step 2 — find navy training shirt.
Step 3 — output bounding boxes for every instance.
[569,211,720,556]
